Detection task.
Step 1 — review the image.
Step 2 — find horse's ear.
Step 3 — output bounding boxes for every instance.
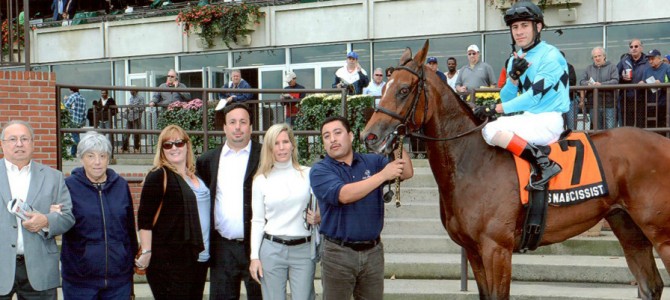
[399,47,413,66]
[413,39,430,68]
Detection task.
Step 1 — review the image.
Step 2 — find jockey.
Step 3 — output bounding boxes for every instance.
[474,0,570,189]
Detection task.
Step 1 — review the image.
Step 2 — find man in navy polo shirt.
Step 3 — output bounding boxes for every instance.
[310,116,413,300]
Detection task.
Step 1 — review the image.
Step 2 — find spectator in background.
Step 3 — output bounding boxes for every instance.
[52,0,64,21]
[385,67,394,79]
[0,120,75,299]
[93,90,117,130]
[560,51,578,130]
[282,71,306,126]
[333,51,369,95]
[446,57,460,91]
[663,54,670,65]
[61,132,138,299]
[220,69,254,104]
[249,123,318,300]
[579,46,619,130]
[137,125,210,300]
[363,68,386,102]
[196,104,262,300]
[310,116,413,300]
[639,49,670,128]
[150,69,191,108]
[64,87,86,156]
[63,0,77,20]
[122,89,144,153]
[426,57,447,83]
[617,38,650,127]
[497,56,511,88]
[456,44,496,97]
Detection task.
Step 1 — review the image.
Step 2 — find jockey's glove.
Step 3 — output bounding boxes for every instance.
[509,57,529,81]
[474,103,498,121]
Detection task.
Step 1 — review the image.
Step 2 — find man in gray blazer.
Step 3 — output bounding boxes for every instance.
[0,120,75,299]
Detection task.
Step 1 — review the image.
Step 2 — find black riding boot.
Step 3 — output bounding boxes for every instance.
[519,143,562,189]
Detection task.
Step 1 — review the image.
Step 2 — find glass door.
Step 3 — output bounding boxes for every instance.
[258,66,286,130]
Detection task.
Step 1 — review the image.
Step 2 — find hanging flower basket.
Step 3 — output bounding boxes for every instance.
[177,3,264,49]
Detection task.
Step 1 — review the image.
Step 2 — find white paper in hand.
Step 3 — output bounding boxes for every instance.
[7,198,33,221]
[646,76,657,93]
[215,99,228,111]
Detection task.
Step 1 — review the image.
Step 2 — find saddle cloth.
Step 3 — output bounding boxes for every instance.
[513,132,609,206]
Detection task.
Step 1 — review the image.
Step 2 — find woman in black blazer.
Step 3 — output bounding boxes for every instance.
[136,125,210,300]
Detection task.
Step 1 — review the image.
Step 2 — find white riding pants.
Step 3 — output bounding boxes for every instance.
[482,111,564,147]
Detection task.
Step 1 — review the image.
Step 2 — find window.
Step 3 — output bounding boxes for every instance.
[180,53,228,70]
[232,49,286,67]
[291,44,346,64]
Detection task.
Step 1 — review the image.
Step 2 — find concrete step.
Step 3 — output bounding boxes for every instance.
[384,202,441,218]
[60,279,670,300]
[383,253,670,285]
[390,187,441,204]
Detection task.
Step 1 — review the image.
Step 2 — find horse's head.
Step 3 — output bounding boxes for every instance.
[362,40,433,154]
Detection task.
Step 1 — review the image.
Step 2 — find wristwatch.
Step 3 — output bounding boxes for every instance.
[141,249,152,255]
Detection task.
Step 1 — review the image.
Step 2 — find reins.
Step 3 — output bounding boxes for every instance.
[374,61,489,142]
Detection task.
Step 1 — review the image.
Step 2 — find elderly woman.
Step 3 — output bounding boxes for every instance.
[249,123,320,300]
[61,132,138,299]
[136,125,210,300]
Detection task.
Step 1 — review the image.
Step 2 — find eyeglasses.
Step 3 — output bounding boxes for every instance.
[162,140,186,150]
[386,73,392,77]
[629,45,640,49]
[374,74,383,77]
[2,137,31,145]
[467,52,478,56]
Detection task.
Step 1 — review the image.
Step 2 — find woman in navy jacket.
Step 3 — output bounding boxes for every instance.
[62,131,138,299]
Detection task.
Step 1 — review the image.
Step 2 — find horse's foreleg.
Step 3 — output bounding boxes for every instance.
[606,211,663,300]
[464,248,490,299]
[478,238,513,300]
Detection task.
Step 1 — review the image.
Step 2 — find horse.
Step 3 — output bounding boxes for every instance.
[361,40,670,300]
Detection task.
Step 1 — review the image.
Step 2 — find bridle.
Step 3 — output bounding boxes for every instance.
[373,60,489,142]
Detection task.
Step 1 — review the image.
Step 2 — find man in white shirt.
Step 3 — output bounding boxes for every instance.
[0,120,74,299]
[363,68,386,103]
[196,103,262,300]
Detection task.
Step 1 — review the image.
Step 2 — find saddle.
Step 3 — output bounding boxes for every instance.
[515,131,609,252]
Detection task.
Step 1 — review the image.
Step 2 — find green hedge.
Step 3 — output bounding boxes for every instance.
[293,94,374,165]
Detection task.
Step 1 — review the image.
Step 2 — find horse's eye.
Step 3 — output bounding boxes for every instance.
[400,87,410,95]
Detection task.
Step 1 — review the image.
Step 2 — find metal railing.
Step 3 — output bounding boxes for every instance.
[56,84,347,170]
[1,0,31,69]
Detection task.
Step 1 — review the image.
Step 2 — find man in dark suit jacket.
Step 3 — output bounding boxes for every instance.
[0,120,75,299]
[196,103,262,300]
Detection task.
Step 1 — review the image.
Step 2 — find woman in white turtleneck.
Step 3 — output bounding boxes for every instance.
[249,123,319,300]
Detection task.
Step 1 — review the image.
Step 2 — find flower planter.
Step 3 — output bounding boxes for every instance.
[234,34,251,47]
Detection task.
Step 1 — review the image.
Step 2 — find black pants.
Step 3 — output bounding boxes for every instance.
[146,257,208,300]
[122,118,142,151]
[0,256,56,300]
[209,233,262,300]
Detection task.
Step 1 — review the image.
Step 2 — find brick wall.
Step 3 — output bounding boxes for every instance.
[0,70,146,213]
[0,71,58,166]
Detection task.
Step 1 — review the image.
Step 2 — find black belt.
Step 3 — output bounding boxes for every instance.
[16,255,24,262]
[264,233,311,246]
[324,236,380,252]
[220,236,245,244]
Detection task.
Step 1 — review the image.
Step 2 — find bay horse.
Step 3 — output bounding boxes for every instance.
[362,40,670,300]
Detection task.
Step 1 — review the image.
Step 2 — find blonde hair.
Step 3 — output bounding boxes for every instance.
[255,123,301,178]
[151,125,196,176]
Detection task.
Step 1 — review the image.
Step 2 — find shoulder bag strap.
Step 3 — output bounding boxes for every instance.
[151,168,167,226]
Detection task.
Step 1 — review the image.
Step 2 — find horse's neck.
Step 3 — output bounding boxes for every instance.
[423,84,498,201]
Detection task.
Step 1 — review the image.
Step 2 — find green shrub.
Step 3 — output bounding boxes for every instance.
[293,94,374,165]
[156,99,221,153]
